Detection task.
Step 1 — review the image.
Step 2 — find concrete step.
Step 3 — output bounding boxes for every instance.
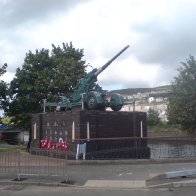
[84,180,146,188]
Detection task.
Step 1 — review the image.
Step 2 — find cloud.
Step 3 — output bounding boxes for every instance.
[1,0,196,90]
[0,0,90,73]
[0,0,91,28]
[132,0,196,68]
[93,54,163,89]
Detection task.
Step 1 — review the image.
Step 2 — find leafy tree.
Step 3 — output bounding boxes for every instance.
[0,63,8,110]
[147,108,161,126]
[1,116,11,125]
[167,55,196,134]
[6,42,86,130]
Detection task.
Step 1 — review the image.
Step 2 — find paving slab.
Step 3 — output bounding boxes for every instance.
[84,180,146,188]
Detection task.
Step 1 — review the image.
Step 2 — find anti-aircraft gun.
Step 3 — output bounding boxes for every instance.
[44,45,130,111]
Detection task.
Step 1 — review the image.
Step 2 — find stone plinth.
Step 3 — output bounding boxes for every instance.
[30,109,150,159]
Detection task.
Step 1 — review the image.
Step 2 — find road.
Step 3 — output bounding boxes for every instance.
[0,184,196,196]
[66,162,196,185]
[1,159,196,195]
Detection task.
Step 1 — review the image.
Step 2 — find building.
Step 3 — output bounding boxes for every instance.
[111,85,171,121]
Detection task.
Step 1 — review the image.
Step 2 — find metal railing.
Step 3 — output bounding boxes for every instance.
[72,137,196,160]
[0,145,68,181]
[1,137,196,181]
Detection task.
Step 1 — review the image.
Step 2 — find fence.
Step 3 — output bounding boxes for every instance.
[0,145,68,181]
[1,137,196,180]
[73,137,196,160]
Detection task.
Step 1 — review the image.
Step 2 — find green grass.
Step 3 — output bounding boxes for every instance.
[0,148,17,152]
[0,145,26,153]
[148,123,187,137]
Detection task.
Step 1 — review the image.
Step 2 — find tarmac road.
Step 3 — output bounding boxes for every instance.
[1,160,196,195]
[2,161,196,186]
[66,162,196,186]
[1,184,196,196]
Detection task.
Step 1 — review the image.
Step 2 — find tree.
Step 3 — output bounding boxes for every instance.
[1,116,11,125]
[6,42,86,130]
[0,63,8,110]
[147,108,161,126]
[167,55,196,134]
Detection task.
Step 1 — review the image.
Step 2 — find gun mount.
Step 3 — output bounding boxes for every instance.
[44,45,130,112]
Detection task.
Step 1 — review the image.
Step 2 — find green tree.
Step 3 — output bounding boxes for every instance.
[167,55,196,134]
[6,42,86,130]
[147,108,161,126]
[1,116,11,125]
[0,63,8,110]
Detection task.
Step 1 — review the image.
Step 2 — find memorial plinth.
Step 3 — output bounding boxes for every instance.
[30,109,150,159]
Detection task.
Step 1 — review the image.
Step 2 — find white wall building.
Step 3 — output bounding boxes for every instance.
[120,91,169,122]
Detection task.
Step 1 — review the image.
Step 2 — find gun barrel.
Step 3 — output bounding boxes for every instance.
[95,45,129,76]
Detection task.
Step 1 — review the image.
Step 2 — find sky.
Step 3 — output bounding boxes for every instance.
[0,0,196,90]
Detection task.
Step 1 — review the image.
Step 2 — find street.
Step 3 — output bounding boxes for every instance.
[0,184,196,196]
[1,161,196,195]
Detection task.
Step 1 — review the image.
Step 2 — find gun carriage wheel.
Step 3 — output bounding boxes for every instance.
[111,105,122,111]
[86,92,98,109]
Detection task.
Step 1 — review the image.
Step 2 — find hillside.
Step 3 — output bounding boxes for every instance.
[110,85,171,96]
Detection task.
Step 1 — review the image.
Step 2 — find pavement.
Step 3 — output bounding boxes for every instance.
[1,159,196,189]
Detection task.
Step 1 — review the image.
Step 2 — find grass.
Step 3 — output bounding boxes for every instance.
[0,148,18,152]
[0,144,26,153]
[148,123,187,137]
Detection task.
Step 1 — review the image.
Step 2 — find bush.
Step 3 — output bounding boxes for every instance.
[147,108,161,126]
